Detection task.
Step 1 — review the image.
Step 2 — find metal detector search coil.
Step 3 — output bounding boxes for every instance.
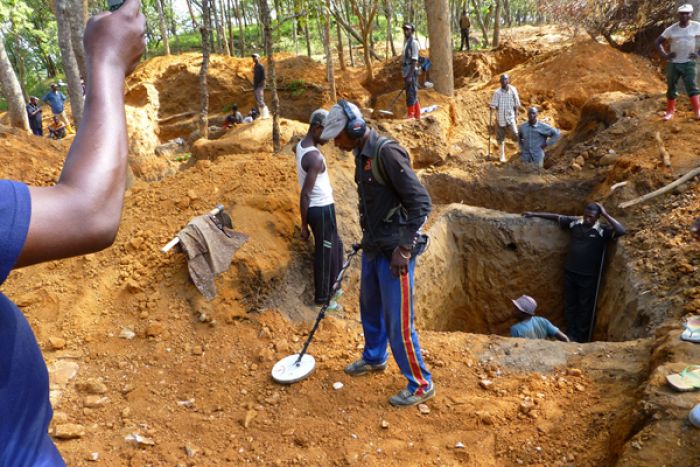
[271,244,361,384]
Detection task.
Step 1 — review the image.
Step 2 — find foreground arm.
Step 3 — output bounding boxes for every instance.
[17,0,145,267]
[555,330,570,342]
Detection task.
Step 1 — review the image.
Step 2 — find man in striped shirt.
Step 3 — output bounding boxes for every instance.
[490,74,521,162]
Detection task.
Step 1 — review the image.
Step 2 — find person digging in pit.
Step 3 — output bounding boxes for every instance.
[518,107,560,170]
[490,74,521,162]
[0,1,145,464]
[522,203,626,343]
[224,103,244,129]
[656,3,700,121]
[296,109,344,309]
[510,295,570,342]
[320,99,434,406]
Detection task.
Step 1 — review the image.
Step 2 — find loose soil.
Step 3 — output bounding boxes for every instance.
[1,26,699,466]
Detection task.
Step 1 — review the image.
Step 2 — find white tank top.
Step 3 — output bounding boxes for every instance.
[296,143,334,208]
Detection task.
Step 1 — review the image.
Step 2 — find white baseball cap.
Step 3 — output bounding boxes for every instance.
[512,295,537,315]
[320,101,363,140]
[678,4,694,13]
[251,53,260,58]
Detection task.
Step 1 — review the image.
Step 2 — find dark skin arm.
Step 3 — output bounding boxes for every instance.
[655,35,676,61]
[299,150,324,241]
[596,203,626,237]
[521,211,562,222]
[16,0,145,267]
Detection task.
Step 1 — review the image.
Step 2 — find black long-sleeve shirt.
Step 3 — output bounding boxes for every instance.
[253,63,265,89]
[354,129,432,255]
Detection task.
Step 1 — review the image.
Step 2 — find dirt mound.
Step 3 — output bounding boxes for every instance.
[192,118,308,160]
[0,125,69,185]
[509,40,663,130]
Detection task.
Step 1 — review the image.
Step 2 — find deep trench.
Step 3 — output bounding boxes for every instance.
[415,175,649,343]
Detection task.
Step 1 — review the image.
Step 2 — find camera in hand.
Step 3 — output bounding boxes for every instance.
[107,0,125,11]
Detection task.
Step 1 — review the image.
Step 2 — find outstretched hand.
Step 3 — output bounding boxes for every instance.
[594,202,608,216]
[83,0,146,77]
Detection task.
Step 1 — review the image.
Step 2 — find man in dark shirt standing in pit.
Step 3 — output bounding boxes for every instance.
[252,53,269,119]
[522,203,626,342]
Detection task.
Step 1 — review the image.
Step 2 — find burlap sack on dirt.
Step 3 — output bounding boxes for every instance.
[176,215,248,300]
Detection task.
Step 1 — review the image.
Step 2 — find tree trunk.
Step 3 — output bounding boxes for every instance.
[155,0,171,55]
[226,0,234,54]
[385,0,396,57]
[210,0,223,53]
[199,0,211,140]
[471,0,489,46]
[406,0,414,23]
[233,0,246,56]
[350,1,379,81]
[335,12,346,70]
[492,0,501,47]
[217,0,231,55]
[0,31,30,132]
[324,0,336,101]
[69,0,87,79]
[304,17,312,57]
[56,0,84,126]
[257,0,281,152]
[425,0,453,96]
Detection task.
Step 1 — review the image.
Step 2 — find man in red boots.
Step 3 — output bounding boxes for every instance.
[656,3,700,121]
[402,23,421,120]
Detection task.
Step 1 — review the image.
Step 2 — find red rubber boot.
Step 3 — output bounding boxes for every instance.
[663,99,676,121]
[691,95,700,120]
[406,105,414,119]
[413,102,421,120]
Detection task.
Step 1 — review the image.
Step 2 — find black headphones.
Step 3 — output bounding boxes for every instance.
[338,99,366,139]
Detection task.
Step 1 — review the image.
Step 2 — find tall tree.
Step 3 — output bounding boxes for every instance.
[155,0,171,55]
[198,0,211,139]
[0,30,30,132]
[350,0,378,80]
[234,0,246,56]
[68,0,87,78]
[492,0,501,47]
[425,0,454,96]
[335,12,345,70]
[257,0,281,151]
[55,0,84,125]
[323,0,336,101]
[384,0,396,57]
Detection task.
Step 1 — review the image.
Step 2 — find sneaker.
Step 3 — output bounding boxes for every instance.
[388,383,436,406]
[344,358,388,376]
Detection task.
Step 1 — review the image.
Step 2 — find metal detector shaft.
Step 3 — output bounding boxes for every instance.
[294,243,362,364]
[587,242,607,342]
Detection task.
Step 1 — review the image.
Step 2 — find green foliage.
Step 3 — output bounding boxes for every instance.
[286,79,307,96]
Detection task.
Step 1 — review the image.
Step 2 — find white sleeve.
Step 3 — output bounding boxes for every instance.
[411,39,419,61]
[660,25,673,39]
[491,91,499,108]
[513,88,521,108]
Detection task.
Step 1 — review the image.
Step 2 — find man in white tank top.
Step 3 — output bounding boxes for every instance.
[296,109,344,306]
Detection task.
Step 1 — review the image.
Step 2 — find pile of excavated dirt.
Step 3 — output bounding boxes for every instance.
[2,27,700,465]
[506,40,663,131]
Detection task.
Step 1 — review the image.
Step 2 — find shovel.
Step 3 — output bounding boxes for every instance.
[378,89,405,116]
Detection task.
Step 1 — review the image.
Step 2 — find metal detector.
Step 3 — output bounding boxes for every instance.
[378,89,405,116]
[271,244,362,384]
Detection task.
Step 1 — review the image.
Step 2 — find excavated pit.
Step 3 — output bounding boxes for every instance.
[415,205,647,342]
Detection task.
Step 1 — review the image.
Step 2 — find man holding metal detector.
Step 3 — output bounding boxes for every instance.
[522,203,626,343]
[320,100,434,406]
[0,0,145,464]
